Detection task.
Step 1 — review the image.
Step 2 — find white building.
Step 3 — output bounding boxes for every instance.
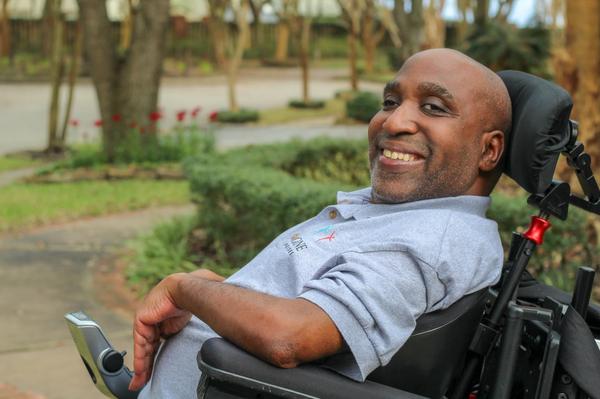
[6,0,342,21]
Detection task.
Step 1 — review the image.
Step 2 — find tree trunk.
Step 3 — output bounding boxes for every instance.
[42,0,52,57]
[59,20,83,145]
[119,0,134,52]
[348,23,358,91]
[78,0,170,161]
[47,0,64,153]
[299,17,311,103]
[362,8,375,75]
[274,22,290,62]
[474,0,489,29]
[423,0,445,49]
[393,0,425,62]
[0,0,11,58]
[207,12,227,69]
[226,0,250,112]
[564,1,600,176]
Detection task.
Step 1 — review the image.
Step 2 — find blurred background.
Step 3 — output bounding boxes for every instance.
[0,0,599,398]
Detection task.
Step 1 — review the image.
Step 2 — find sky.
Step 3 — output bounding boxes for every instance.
[442,0,537,26]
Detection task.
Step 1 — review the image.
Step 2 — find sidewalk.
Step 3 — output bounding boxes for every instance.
[0,205,195,399]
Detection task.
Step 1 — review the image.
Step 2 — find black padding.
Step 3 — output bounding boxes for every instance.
[367,289,488,398]
[498,70,573,194]
[198,339,427,399]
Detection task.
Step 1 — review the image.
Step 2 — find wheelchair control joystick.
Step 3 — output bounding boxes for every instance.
[64,311,140,399]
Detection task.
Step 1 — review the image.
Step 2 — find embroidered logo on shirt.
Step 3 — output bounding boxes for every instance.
[284,233,308,256]
[316,231,336,242]
[315,225,334,234]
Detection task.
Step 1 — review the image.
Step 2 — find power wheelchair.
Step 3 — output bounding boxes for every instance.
[65,70,600,399]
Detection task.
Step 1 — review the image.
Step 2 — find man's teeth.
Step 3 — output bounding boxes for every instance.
[382,149,416,161]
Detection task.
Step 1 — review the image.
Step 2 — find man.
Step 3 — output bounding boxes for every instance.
[131,48,511,398]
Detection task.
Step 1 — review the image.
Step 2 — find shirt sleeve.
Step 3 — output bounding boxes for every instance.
[298,249,446,381]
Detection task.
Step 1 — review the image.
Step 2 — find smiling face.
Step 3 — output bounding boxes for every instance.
[368,49,507,204]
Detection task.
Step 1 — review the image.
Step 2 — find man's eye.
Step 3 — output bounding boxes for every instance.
[382,99,397,108]
[422,103,446,113]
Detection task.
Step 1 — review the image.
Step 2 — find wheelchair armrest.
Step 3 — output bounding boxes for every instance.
[197,338,429,399]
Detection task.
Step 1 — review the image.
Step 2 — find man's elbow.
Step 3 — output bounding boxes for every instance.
[259,316,307,368]
[263,339,301,368]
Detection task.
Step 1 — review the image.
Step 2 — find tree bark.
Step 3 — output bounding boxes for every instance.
[59,19,83,145]
[361,6,375,75]
[226,0,251,112]
[207,0,227,70]
[0,0,11,58]
[338,0,365,91]
[299,17,311,103]
[47,0,65,153]
[274,22,290,62]
[393,0,425,62]
[563,1,600,176]
[119,0,134,52]
[78,0,170,161]
[348,24,358,91]
[423,0,445,49]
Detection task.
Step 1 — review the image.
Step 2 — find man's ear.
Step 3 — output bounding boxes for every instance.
[479,130,504,172]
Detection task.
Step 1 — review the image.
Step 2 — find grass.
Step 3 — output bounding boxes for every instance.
[0,156,40,173]
[259,98,345,125]
[0,180,190,233]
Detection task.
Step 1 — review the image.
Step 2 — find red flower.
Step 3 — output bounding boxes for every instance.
[149,111,162,122]
[191,106,201,118]
[94,119,103,127]
[111,114,122,122]
[139,127,145,135]
[209,111,219,122]
[129,121,138,129]
[176,110,187,122]
[69,119,79,127]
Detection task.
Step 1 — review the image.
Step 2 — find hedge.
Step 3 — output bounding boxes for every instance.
[345,91,381,122]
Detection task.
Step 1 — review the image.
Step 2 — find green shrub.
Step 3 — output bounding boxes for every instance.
[45,126,215,172]
[345,91,381,122]
[463,21,551,77]
[186,154,355,266]
[288,99,326,109]
[216,109,260,123]
[127,215,199,292]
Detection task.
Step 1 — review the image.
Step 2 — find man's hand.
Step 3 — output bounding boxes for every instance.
[129,273,190,391]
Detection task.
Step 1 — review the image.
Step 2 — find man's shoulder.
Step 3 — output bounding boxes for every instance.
[347,195,499,266]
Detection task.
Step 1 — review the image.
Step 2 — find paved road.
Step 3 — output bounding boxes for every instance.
[0,68,378,155]
[0,205,195,399]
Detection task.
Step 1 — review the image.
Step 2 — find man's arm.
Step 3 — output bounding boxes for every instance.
[128,271,343,391]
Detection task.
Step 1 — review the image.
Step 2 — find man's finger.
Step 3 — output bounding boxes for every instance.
[130,319,160,390]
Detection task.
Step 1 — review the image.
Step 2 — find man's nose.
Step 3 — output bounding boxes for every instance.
[381,103,419,135]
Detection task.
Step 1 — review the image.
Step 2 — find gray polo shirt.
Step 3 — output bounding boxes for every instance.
[139,188,503,399]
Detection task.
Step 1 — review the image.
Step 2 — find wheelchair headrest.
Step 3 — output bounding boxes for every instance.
[498,70,573,194]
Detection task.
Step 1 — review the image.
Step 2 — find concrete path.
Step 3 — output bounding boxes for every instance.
[214,117,366,150]
[0,205,195,399]
[0,67,378,155]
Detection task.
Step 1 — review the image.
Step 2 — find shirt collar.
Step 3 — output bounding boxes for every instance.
[335,187,491,220]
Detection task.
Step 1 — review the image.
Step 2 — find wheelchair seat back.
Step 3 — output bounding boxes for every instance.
[367,288,489,398]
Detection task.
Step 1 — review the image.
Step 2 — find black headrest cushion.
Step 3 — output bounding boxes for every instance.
[498,70,573,194]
